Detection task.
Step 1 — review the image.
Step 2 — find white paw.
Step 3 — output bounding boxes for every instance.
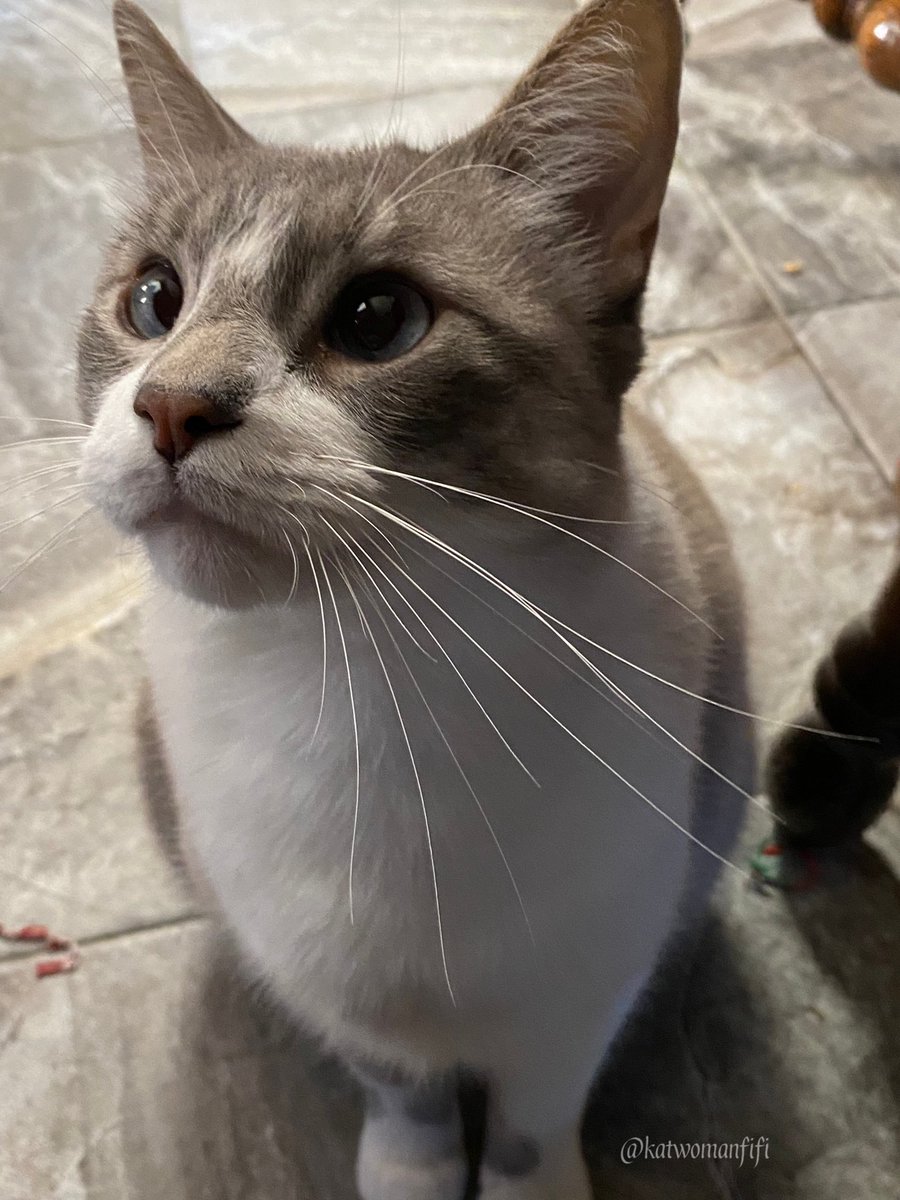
[356,1121,466,1200]
[357,1155,467,1200]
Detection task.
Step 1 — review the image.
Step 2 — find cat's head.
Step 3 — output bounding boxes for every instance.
[79,0,683,608]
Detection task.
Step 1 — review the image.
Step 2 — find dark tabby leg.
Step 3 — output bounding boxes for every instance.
[757,556,900,885]
[352,1060,466,1200]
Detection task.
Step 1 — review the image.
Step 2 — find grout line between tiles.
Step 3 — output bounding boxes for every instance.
[0,912,208,969]
[0,564,143,682]
[683,160,896,493]
[0,76,514,158]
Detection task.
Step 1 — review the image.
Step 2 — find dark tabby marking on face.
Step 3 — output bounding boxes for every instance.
[79,1,683,550]
[77,0,684,620]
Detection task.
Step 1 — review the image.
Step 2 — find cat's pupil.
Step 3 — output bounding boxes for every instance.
[127,262,183,339]
[326,273,433,363]
[353,293,404,353]
[149,276,181,329]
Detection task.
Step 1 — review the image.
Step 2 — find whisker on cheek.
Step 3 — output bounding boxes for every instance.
[322,498,537,786]
[0,416,90,430]
[350,546,536,947]
[0,436,88,454]
[327,532,457,1006]
[0,461,83,501]
[317,547,362,928]
[0,486,88,537]
[0,509,92,596]
[331,490,751,880]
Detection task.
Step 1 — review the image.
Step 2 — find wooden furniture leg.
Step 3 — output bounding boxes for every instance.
[811,0,900,92]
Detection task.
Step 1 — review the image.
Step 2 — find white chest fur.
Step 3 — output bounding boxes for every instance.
[144,510,711,1068]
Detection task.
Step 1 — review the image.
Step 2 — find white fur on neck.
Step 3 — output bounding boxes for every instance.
[143,489,708,1075]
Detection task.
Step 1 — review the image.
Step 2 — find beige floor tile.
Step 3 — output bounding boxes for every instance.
[182,0,570,109]
[0,135,138,659]
[686,0,816,57]
[792,297,900,484]
[0,606,194,954]
[0,955,86,1200]
[635,320,898,722]
[645,164,774,336]
[69,922,359,1200]
[238,81,507,146]
[0,1,186,153]
[680,36,900,313]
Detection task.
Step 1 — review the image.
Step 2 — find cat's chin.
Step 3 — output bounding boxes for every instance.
[140,518,292,610]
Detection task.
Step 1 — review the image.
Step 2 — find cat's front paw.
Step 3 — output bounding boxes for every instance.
[356,1117,467,1200]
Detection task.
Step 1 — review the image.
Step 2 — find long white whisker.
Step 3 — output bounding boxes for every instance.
[381,518,765,812]
[330,542,457,1003]
[0,436,88,454]
[0,486,86,537]
[320,457,636,526]
[279,523,301,605]
[137,51,202,193]
[349,545,536,945]
[8,8,133,132]
[341,497,748,878]
[347,490,866,741]
[375,138,467,217]
[383,162,544,215]
[9,8,189,203]
[360,505,758,828]
[576,457,683,513]
[389,524,664,738]
[319,550,362,926]
[305,543,329,742]
[330,460,716,636]
[319,515,435,660]
[0,476,86,515]
[0,509,90,595]
[0,461,82,500]
[350,3,407,227]
[0,416,90,430]
[316,488,539,785]
[278,506,328,738]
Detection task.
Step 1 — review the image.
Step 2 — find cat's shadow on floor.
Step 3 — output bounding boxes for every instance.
[136,696,900,1199]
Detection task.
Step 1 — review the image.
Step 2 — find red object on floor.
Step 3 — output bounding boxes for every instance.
[1,924,50,942]
[35,952,79,979]
[1,921,79,977]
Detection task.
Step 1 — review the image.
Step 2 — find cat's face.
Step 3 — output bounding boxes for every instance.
[79,0,683,608]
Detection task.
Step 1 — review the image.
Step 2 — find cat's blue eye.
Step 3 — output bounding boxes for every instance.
[126,261,184,339]
[326,274,433,363]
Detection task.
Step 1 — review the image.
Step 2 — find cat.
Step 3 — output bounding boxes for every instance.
[77,2,754,1197]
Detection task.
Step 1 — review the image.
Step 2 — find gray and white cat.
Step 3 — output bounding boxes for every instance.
[78,2,753,1197]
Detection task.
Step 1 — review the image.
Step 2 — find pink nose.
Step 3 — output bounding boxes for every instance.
[133,386,241,464]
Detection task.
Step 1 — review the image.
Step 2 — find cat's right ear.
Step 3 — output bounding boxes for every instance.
[113,0,252,177]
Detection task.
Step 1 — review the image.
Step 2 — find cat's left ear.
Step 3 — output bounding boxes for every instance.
[470,0,683,306]
[113,0,252,177]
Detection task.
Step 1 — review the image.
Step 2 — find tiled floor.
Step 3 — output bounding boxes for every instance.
[1,2,899,1197]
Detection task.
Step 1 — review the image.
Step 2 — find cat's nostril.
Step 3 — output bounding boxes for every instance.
[184,414,215,438]
[133,385,243,465]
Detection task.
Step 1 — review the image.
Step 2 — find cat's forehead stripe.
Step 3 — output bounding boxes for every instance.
[216,203,297,287]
